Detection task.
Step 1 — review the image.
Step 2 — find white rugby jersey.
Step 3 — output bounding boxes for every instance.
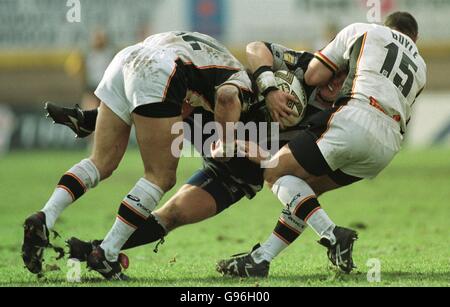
[315,23,427,132]
[143,31,243,70]
[141,31,253,112]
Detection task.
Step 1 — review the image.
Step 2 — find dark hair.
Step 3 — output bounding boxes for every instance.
[384,12,419,41]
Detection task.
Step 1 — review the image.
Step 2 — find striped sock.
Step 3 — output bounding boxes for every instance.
[252,210,307,263]
[42,159,99,229]
[101,178,163,262]
[259,175,337,261]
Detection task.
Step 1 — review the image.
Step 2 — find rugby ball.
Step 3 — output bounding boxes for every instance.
[274,70,308,127]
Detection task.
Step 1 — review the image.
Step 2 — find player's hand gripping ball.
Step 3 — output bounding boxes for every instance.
[273,70,308,127]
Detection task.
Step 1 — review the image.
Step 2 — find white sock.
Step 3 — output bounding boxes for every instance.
[252,212,308,263]
[251,176,321,263]
[306,209,336,245]
[101,178,163,262]
[272,175,336,245]
[42,189,73,230]
[42,159,100,229]
[252,233,288,263]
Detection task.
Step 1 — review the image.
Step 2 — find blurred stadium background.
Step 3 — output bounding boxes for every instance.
[0,0,449,153]
[0,0,449,286]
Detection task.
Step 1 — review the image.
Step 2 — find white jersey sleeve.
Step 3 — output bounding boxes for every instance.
[315,23,373,73]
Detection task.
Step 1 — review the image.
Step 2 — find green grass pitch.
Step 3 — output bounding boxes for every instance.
[0,148,449,287]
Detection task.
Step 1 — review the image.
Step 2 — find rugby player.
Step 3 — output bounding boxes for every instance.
[45,43,347,279]
[22,31,254,280]
[217,12,427,277]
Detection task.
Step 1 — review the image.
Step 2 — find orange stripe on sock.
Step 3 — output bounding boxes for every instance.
[66,172,87,191]
[57,185,75,201]
[273,231,291,245]
[117,215,137,229]
[293,195,317,216]
[121,201,147,220]
[304,206,322,222]
[278,218,301,235]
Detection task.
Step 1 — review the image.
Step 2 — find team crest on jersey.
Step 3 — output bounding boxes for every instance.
[283,53,297,66]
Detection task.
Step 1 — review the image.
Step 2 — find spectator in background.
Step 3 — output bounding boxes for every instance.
[0,105,15,156]
[82,30,115,110]
[136,23,152,42]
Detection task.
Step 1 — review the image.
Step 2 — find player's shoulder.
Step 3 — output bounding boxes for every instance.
[341,22,377,34]
[333,23,379,45]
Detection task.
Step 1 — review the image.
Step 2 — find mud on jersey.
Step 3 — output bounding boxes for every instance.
[141,31,254,112]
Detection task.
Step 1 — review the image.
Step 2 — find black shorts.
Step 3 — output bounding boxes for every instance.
[185,168,246,213]
[288,107,362,186]
[133,102,182,118]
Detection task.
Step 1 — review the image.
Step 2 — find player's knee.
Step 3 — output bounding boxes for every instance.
[305,175,343,197]
[246,41,266,55]
[164,176,177,191]
[160,201,186,230]
[160,174,177,192]
[216,85,239,108]
[146,172,177,192]
[264,167,281,189]
[90,156,120,180]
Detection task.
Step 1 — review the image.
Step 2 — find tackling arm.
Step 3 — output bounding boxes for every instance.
[304,58,334,87]
[212,84,242,159]
[246,41,275,73]
[306,23,361,87]
[245,42,296,128]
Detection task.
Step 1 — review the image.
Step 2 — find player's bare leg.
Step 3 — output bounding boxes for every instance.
[263,145,357,273]
[155,184,217,231]
[67,183,219,262]
[22,102,130,275]
[218,145,357,277]
[120,184,217,251]
[94,113,183,277]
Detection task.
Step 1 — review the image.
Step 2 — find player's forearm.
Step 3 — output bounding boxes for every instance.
[214,86,241,145]
[246,41,274,73]
[304,58,334,87]
[246,42,279,98]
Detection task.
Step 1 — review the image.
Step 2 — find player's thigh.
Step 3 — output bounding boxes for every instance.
[132,112,183,192]
[82,92,100,110]
[306,175,341,196]
[264,145,316,188]
[263,108,344,187]
[89,102,131,179]
[263,139,353,194]
[155,184,217,231]
[263,146,354,197]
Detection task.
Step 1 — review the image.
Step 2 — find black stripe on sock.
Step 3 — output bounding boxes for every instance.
[274,220,299,244]
[294,197,321,221]
[123,214,166,250]
[118,203,146,229]
[58,174,85,200]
